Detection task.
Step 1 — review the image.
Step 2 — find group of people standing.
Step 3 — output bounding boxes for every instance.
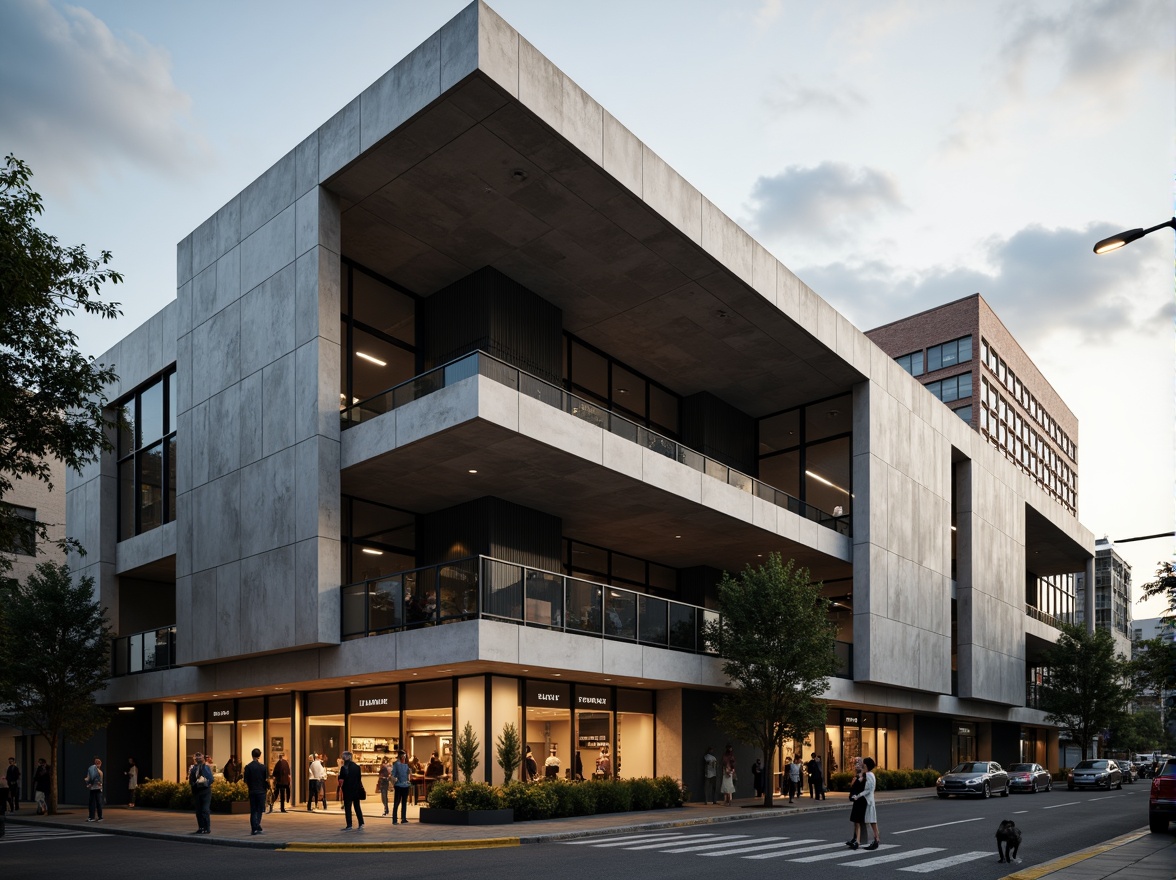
[703,746,827,803]
[846,756,881,850]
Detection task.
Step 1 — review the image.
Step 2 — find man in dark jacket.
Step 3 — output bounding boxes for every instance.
[338,750,365,831]
[242,748,268,835]
[6,758,20,811]
[271,754,291,813]
[188,752,213,834]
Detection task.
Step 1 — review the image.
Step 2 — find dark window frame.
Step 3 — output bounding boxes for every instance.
[115,368,177,542]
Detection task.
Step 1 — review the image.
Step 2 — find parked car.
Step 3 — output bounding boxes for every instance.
[1007,763,1052,793]
[936,761,1010,798]
[1068,759,1123,790]
[1149,759,1176,833]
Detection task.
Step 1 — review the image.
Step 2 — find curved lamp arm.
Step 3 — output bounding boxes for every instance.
[1093,217,1176,254]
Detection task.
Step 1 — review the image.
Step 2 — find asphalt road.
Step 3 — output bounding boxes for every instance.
[1,783,1158,880]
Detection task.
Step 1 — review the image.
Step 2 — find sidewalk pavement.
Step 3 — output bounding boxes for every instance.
[7,787,1175,879]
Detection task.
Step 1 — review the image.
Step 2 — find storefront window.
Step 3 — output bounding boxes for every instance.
[348,687,399,786]
[306,690,344,793]
[268,695,292,792]
[616,689,653,779]
[405,681,453,776]
[575,686,611,780]
[206,700,234,778]
[237,698,265,773]
[952,722,976,767]
[179,703,205,780]
[526,680,571,779]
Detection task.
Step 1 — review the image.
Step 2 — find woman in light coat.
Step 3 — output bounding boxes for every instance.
[860,757,880,850]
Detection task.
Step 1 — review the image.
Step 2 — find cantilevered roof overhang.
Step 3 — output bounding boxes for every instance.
[321,0,867,419]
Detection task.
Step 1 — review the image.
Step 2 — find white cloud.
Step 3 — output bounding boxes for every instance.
[762,75,867,116]
[0,0,209,195]
[795,222,1169,348]
[745,162,904,243]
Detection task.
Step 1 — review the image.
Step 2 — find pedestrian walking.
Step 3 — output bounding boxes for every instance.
[720,745,737,805]
[188,751,213,834]
[860,757,880,849]
[846,760,867,849]
[751,758,764,798]
[125,758,138,807]
[523,746,538,782]
[243,748,268,835]
[377,756,391,816]
[807,752,825,800]
[6,758,20,811]
[390,750,411,824]
[33,759,50,815]
[271,753,291,812]
[787,755,802,803]
[338,751,365,831]
[702,745,718,804]
[83,757,103,822]
[308,753,326,811]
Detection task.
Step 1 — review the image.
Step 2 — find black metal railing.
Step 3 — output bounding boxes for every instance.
[111,626,177,676]
[340,351,851,536]
[1025,604,1070,629]
[341,555,854,677]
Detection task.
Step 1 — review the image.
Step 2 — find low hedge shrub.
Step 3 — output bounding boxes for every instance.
[429,775,686,821]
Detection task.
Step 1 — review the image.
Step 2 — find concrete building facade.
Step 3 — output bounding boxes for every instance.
[64,2,1094,802]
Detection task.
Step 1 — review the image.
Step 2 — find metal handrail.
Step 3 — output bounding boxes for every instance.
[341,351,851,535]
[340,555,854,678]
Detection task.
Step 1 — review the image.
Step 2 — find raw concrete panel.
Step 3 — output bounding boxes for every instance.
[238,447,296,560]
[318,97,361,181]
[207,385,241,481]
[360,31,442,153]
[238,369,264,467]
[114,522,175,575]
[439,1,479,93]
[191,212,218,278]
[601,111,642,197]
[640,446,702,505]
[476,375,520,433]
[240,264,296,379]
[295,132,319,198]
[239,545,296,655]
[296,188,341,259]
[191,301,240,407]
[190,474,241,574]
[518,394,602,465]
[241,205,296,295]
[295,247,342,348]
[561,74,603,167]
[262,352,296,457]
[641,146,701,245]
[177,234,193,288]
[211,246,241,324]
[215,560,241,660]
[294,437,340,543]
[189,568,218,661]
[240,148,297,239]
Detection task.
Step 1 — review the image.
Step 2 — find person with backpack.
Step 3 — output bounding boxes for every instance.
[83,757,103,822]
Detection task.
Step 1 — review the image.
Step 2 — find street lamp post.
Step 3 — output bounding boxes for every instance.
[1092,217,1176,254]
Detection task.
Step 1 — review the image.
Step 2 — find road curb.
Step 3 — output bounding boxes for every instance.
[283,837,520,852]
[999,828,1151,880]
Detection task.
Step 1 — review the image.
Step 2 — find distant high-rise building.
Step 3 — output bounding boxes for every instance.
[1076,538,1134,657]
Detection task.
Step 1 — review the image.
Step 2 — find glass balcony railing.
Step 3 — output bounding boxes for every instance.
[341,351,851,536]
[341,555,855,678]
[1025,604,1070,629]
[111,626,177,677]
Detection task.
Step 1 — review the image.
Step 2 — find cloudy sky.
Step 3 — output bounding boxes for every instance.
[2,0,1172,616]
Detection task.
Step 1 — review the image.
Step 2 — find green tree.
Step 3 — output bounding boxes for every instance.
[1040,623,1131,761]
[704,553,838,807]
[495,721,521,782]
[1138,561,1176,624]
[0,154,121,574]
[0,562,112,814]
[455,720,480,783]
[1128,636,1176,702]
[1110,709,1168,757]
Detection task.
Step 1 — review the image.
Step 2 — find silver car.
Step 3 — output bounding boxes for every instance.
[1068,759,1122,790]
[936,761,1010,798]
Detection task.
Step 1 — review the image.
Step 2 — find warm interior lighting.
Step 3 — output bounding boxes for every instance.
[468,469,478,474]
[356,351,387,366]
[361,548,384,556]
[805,469,851,495]
[118,706,135,712]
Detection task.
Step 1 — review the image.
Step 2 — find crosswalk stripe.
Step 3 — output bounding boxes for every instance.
[588,832,706,848]
[789,844,899,862]
[844,847,945,866]
[668,835,790,854]
[652,835,753,852]
[2,831,115,844]
[745,841,850,860]
[699,838,822,856]
[898,851,993,872]
[563,832,695,846]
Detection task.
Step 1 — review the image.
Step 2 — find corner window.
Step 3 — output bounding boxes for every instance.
[896,351,924,377]
[1,504,36,556]
[116,369,177,541]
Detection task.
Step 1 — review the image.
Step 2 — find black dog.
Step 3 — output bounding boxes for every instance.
[996,819,1022,864]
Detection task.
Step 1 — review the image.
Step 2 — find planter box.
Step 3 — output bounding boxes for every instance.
[211,801,250,814]
[418,807,514,825]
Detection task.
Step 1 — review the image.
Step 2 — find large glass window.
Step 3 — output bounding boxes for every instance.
[757,393,852,515]
[405,681,453,778]
[341,260,417,410]
[1,504,36,556]
[342,496,416,584]
[564,334,680,438]
[116,369,177,541]
[563,539,678,596]
[926,335,972,372]
[896,351,924,377]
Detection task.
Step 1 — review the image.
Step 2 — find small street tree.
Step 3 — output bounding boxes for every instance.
[495,721,521,782]
[0,153,121,576]
[704,553,838,807]
[1040,623,1131,761]
[0,562,111,814]
[1138,561,1176,624]
[455,720,480,783]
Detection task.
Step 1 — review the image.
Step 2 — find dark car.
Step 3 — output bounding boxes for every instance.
[936,761,1010,798]
[1149,760,1176,833]
[1007,762,1052,793]
[1068,759,1122,790]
